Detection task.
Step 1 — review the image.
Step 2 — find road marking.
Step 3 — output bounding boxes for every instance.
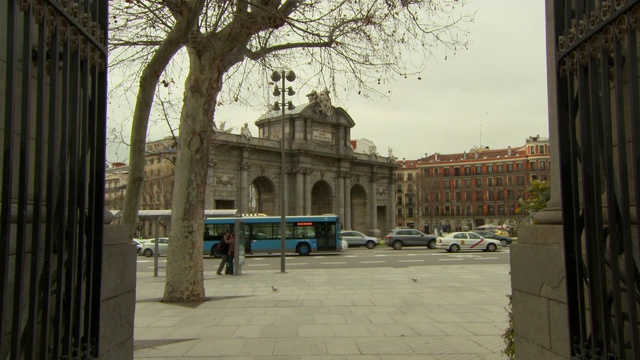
[321,262,348,265]
[477,257,498,260]
[439,258,463,261]
[286,263,308,266]
[398,259,424,263]
[246,264,270,267]
[360,261,385,264]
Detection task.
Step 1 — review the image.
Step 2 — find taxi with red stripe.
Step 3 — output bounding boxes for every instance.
[435,232,503,253]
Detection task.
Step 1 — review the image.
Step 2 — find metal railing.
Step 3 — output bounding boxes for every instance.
[554,1,640,358]
[1,0,108,359]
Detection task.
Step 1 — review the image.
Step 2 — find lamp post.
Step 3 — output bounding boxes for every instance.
[271,70,296,273]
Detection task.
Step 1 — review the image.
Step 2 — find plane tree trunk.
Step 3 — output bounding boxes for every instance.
[163,48,223,302]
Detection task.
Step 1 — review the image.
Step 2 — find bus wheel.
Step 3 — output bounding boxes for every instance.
[297,243,311,256]
[211,245,222,258]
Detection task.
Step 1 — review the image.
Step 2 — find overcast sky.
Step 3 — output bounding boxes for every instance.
[107,0,548,163]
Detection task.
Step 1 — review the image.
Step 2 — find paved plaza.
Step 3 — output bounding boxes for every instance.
[134,264,512,359]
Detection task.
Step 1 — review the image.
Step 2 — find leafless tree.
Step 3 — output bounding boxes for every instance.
[111,0,473,302]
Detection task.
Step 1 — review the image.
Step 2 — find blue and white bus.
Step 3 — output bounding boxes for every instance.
[204,214,341,257]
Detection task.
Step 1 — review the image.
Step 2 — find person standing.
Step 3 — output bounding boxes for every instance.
[216,231,229,275]
[225,232,235,274]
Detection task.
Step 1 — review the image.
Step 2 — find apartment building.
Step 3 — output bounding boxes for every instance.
[104,137,177,237]
[395,135,550,233]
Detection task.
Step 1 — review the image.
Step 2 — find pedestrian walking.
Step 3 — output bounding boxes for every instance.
[216,231,230,275]
[225,232,235,274]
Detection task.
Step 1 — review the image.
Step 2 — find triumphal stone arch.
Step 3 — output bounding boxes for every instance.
[205,92,396,239]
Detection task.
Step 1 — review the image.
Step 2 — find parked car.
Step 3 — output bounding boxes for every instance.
[476,224,511,237]
[340,230,379,249]
[385,229,438,250]
[132,239,142,254]
[139,237,169,257]
[472,230,512,246]
[436,232,502,253]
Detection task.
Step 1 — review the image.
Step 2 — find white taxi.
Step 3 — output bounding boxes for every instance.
[436,232,502,253]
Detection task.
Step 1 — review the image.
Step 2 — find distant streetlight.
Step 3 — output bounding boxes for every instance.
[271,70,296,273]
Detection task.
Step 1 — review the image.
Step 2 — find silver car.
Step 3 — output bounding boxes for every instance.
[139,237,169,257]
[340,230,380,249]
[385,229,438,250]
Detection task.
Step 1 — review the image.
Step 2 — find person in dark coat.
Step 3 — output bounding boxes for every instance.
[216,231,229,275]
[225,232,235,274]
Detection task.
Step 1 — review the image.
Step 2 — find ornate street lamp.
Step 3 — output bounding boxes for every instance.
[271,70,296,273]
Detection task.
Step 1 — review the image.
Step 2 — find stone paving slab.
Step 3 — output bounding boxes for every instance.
[134,265,511,359]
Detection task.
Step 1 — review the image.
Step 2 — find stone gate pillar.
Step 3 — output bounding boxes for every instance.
[304,168,312,215]
[239,161,250,214]
[296,168,304,215]
[344,172,352,230]
[337,172,345,224]
[369,174,380,237]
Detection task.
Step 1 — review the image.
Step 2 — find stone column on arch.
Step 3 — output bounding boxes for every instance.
[304,168,312,215]
[388,179,395,231]
[295,167,304,215]
[369,174,380,237]
[239,160,250,214]
[344,172,352,230]
[337,172,344,223]
[205,159,218,209]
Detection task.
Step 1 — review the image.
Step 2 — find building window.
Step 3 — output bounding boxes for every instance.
[487,165,493,174]
[455,205,461,216]
[475,165,482,174]
[530,161,536,171]
[496,177,503,186]
[454,179,460,188]
[475,178,482,187]
[498,191,504,200]
[397,208,403,218]
[507,163,513,172]
[434,168,440,176]
[465,191,471,202]
[517,176,524,184]
[487,178,493,187]
[424,169,429,176]
[454,167,460,176]
[435,206,441,215]
[465,178,471,187]
[507,176,513,185]
[445,192,450,202]
[539,145,545,153]
[435,193,440,201]
[476,205,483,215]
[408,208,414,217]
[444,206,451,215]
[497,164,503,173]
[530,145,536,154]
[517,163,523,171]
[465,166,471,175]
[444,179,450,188]
[498,204,505,215]
[465,204,471,215]
[455,192,461,201]
[540,160,546,170]
[476,191,483,201]
[424,206,430,215]
[488,191,494,201]
[488,204,494,214]
[408,173,413,180]
[396,185,402,193]
[396,173,403,181]
[397,196,403,205]
[444,168,450,176]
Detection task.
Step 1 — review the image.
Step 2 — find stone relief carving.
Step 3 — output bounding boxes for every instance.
[240,161,251,170]
[216,174,236,186]
[377,186,387,196]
